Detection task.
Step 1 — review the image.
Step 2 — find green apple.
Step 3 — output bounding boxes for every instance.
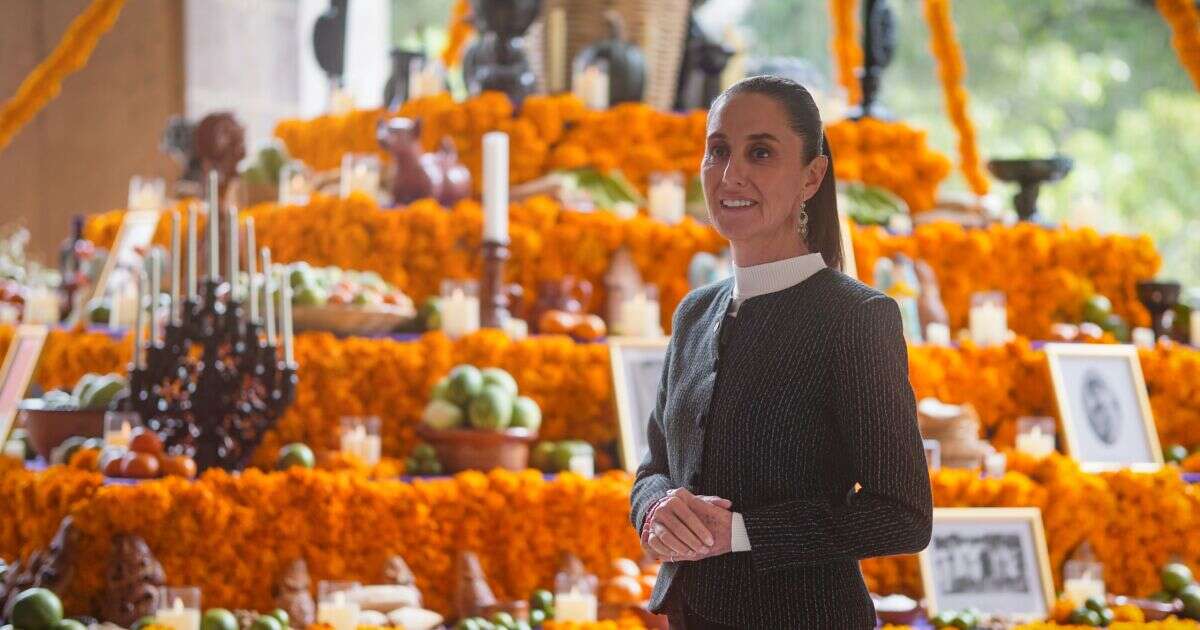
[481,368,518,397]
[445,365,484,407]
[468,384,514,430]
[510,396,542,432]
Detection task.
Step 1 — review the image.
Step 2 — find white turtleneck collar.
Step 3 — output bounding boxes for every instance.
[730,252,826,314]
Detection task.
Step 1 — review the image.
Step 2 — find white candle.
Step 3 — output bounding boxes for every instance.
[264,252,276,346]
[281,268,294,364]
[1192,311,1200,347]
[246,217,258,324]
[1132,326,1156,348]
[440,289,479,338]
[317,591,360,630]
[187,203,198,300]
[228,207,239,295]
[925,322,952,346]
[554,590,597,621]
[171,211,181,324]
[1015,425,1056,459]
[156,597,200,630]
[1063,574,1106,606]
[22,288,59,325]
[547,7,567,92]
[482,132,510,243]
[969,303,1007,346]
[150,249,162,345]
[208,173,220,279]
[648,178,685,225]
[134,270,147,369]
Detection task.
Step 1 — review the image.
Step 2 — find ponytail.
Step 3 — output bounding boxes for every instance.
[805,133,843,271]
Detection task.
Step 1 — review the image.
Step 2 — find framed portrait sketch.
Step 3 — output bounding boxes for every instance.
[609,337,670,474]
[1044,343,1162,472]
[0,325,49,444]
[919,508,1055,619]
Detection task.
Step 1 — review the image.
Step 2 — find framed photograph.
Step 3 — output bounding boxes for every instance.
[0,325,49,444]
[919,507,1055,619]
[1044,343,1162,472]
[609,337,670,474]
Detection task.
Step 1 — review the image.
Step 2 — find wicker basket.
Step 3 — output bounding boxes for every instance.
[525,0,691,110]
[416,425,537,473]
[292,303,415,337]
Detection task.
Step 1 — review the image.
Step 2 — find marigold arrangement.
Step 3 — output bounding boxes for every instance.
[441,0,475,67]
[828,0,864,105]
[922,0,990,195]
[825,118,953,212]
[0,0,127,152]
[1158,0,1200,91]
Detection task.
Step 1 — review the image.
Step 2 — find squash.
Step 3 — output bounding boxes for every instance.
[573,11,647,104]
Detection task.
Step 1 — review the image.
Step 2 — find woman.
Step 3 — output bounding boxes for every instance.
[630,75,933,629]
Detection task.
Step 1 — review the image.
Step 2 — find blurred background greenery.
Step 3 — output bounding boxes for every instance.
[392,0,1200,287]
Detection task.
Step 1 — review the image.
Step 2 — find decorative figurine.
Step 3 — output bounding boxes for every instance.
[101,534,166,627]
[852,0,897,120]
[377,118,472,207]
[462,0,542,105]
[573,12,646,105]
[273,559,316,628]
[0,517,79,615]
[194,112,248,204]
[454,551,497,619]
[312,0,349,89]
[674,1,733,111]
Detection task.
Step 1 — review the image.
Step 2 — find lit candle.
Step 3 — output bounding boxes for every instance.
[208,173,220,280]
[150,249,162,345]
[246,217,258,324]
[648,175,685,225]
[187,203,198,300]
[1063,571,1106,606]
[482,132,509,243]
[317,590,359,630]
[925,322,952,346]
[280,267,294,364]
[554,590,598,621]
[171,211,181,324]
[1132,327,1156,348]
[440,289,480,339]
[263,251,276,346]
[156,597,200,630]
[228,207,239,296]
[1016,425,1056,459]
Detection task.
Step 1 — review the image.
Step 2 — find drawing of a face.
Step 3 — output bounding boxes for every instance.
[1081,368,1121,445]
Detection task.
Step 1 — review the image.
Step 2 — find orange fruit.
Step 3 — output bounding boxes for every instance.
[128,428,164,456]
[602,576,643,605]
[571,314,607,341]
[162,455,197,479]
[100,448,126,477]
[120,451,161,479]
[539,310,576,335]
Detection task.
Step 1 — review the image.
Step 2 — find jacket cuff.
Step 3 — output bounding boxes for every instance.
[742,501,832,573]
[731,512,751,552]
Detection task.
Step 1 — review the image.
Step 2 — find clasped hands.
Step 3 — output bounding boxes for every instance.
[643,487,733,563]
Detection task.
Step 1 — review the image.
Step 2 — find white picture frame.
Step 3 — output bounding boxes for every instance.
[1045,343,1162,472]
[839,209,858,280]
[609,336,670,474]
[919,507,1055,620]
[76,209,161,323]
[0,325,49,444]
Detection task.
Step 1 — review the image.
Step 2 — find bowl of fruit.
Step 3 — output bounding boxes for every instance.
[416,364,542,473]
[19,373,126,460]
[288,263,416,337]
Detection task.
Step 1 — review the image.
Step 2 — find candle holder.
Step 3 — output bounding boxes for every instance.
[1063,559,1105,606]
[986,157,1074,223]
[119,272,297,473]
[339,416,381,466]
[317,580,361,630]
[648,172,685,225]
[156,586,201,630]
[969,291,1008,347]
[440,279,482,338]
[1015,416,1056,460]
[480,241,511,329]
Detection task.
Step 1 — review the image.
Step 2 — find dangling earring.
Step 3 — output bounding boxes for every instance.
[796,201,809,240]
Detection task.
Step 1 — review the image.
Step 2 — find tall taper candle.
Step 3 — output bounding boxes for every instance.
[134,269,147,369]
[208,173,219,280]
[281,269,294,364]
[228,207,239,296]
[150,248,162,344]
[246,217,258,323]
[187,203,198,299]
[482,131,509,243]
[171,211,181,323]
[263,250,276,346]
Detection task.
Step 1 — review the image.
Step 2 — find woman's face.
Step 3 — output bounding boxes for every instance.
[701,92,825,257]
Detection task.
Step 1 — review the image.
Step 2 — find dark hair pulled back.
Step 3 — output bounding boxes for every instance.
[711,75,842,271]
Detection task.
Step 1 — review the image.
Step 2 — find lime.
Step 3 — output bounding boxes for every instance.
[11,588,64,630]
[404,457,421,475]
[489,611,515,629]
[454,620,480,630]
[1084,595,1107,613]
[481,368,519,398]
[422,399,465,430]
[510,396,542,433]
[468,384,514,430]
[1181,584,1200,619]
[250,615,283,630]
[202,608,239,630]
[276,443,315,470]
[1083,294,1113,324]
[1166,445,1189,464]
[512,622,531,630]
[930,611,955,628]
[1069,607,1091,625]
[412,443,437,462]
[1098,607,1114,626]
[1163,562,1195,594]
[527,608,546,626]
[530,588,554,611]
[267,609,289,628]
[445,365,484,407]
[430,377,451,402]
[130,616,156,630]
[530,442,557,471]
[425,459,443,475]
[51,620,86,630]
[419,297,442,331]
[951,610,977,629]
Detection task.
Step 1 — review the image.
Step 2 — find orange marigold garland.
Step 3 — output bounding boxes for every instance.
[0,0,127,152]
[1158,0,1200,90]
[441,0,476,68]
[826,118,953,212]
[828,0,864,105]
[922,0,989,195]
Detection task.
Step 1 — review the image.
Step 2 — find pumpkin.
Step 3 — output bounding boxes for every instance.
[573,11,646,104]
